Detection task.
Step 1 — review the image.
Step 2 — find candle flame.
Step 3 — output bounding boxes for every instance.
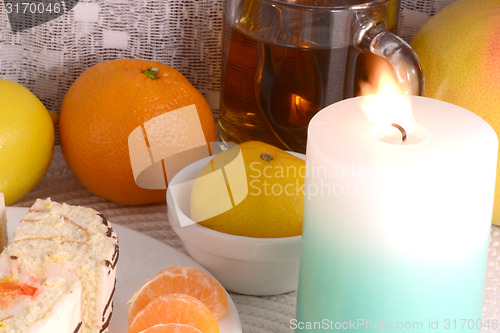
[360,70,414,133]
[288,93,316,125]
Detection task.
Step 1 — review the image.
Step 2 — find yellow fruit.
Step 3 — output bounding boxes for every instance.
[410,0,500,224]
[0,79,55,205]
[190,141,304,238]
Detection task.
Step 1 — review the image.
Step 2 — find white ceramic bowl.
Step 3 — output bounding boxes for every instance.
[166,153,303,296]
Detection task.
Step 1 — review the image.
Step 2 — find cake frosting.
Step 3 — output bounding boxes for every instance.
[0,198,119,333]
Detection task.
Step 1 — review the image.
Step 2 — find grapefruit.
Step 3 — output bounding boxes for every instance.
[411,0,500,224]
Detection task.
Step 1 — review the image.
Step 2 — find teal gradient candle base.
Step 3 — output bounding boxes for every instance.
[295,212,489,332]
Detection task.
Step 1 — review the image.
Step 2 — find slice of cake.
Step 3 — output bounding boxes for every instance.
[0,275,82,333]
[0,198,119,333]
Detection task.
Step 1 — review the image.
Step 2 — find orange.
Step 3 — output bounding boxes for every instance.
[59,59,216,205]
[138,323,202,333]
[128,266,227,323]
[128,294,219,333]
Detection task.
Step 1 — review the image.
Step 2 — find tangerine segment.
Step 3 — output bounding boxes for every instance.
[128,266,227,323]
[138,323,202,333]
[128,294,219,333]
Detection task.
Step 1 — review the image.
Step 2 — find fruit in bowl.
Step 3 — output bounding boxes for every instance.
[167,141,304,295]
[190,141,304,238]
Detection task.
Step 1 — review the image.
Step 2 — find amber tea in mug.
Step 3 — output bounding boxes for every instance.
[218,0,423,153]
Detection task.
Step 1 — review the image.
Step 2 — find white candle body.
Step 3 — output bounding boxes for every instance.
[296,96,498,332]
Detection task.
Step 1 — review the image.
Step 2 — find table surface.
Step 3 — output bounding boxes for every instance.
[13,146,500,333]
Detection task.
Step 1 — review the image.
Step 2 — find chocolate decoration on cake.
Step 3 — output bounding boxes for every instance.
[111,245,119,268]
[98,213,110,226]
[73,321,83,333]
[100,313,113,333]
[102,280,116,321]
[101,280,116,332]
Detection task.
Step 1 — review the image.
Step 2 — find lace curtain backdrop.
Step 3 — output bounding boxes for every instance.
[0,0,456,123]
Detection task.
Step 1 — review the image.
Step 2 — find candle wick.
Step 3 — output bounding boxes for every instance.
[391,123,407,142]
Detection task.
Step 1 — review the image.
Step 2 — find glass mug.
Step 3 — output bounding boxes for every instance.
[218,0,424,153]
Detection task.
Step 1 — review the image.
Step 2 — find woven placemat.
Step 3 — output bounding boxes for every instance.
[12,146,500,332]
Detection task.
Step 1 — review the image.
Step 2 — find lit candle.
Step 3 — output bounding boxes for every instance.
[295,93,498,332]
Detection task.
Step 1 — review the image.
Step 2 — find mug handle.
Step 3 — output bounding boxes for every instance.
[358,23,424,96]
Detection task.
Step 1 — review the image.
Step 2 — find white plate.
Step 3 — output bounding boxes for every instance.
[6,207,242,333]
